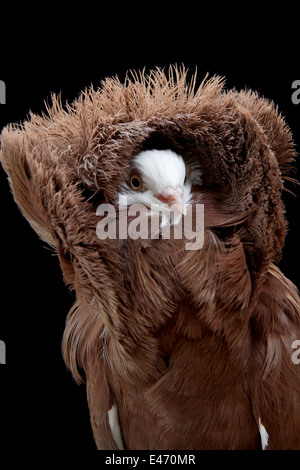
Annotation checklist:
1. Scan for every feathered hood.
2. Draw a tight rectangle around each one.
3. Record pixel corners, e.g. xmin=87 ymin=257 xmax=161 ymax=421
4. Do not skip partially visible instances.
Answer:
xmin=0 ymin=66 xmax=297 ymax=383
xmin=1 ymin=67 xmax=295 ymax=254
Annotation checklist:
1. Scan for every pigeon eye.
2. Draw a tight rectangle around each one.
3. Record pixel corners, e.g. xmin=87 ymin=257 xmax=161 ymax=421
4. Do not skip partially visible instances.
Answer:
xmin=130 ymin=173 xmax=143 ymax=190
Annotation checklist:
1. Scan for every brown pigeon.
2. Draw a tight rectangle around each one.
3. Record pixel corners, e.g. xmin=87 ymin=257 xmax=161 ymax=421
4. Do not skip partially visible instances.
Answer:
xmin=1 ymin=67 xmax=299 ymax=450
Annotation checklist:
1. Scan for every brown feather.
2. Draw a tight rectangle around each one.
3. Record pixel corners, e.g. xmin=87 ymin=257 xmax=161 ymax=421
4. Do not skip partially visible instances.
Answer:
xmin=1 ymin=66 xmax=299 ymax=449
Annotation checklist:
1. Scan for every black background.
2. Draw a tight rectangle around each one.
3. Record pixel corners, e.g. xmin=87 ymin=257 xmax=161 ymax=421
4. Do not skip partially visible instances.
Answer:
xmin=0 ymin=16 xmax=299 ymax=456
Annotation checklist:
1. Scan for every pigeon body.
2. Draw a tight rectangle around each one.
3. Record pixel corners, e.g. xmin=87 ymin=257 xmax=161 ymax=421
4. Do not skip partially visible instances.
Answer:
xmin=1 ymin=67 xmax=299 ymax=449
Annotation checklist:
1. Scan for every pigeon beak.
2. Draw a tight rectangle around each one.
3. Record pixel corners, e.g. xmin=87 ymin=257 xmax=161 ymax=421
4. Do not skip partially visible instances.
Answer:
xmin=155 ymin=187 xmax=186 ymax=215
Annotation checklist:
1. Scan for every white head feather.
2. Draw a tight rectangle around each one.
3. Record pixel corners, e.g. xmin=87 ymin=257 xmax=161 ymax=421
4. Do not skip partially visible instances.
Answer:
xmin=132 ymin=149 xmax=187 ymax=194
xmin=118 ymin=149 xmax=201 ymax=227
